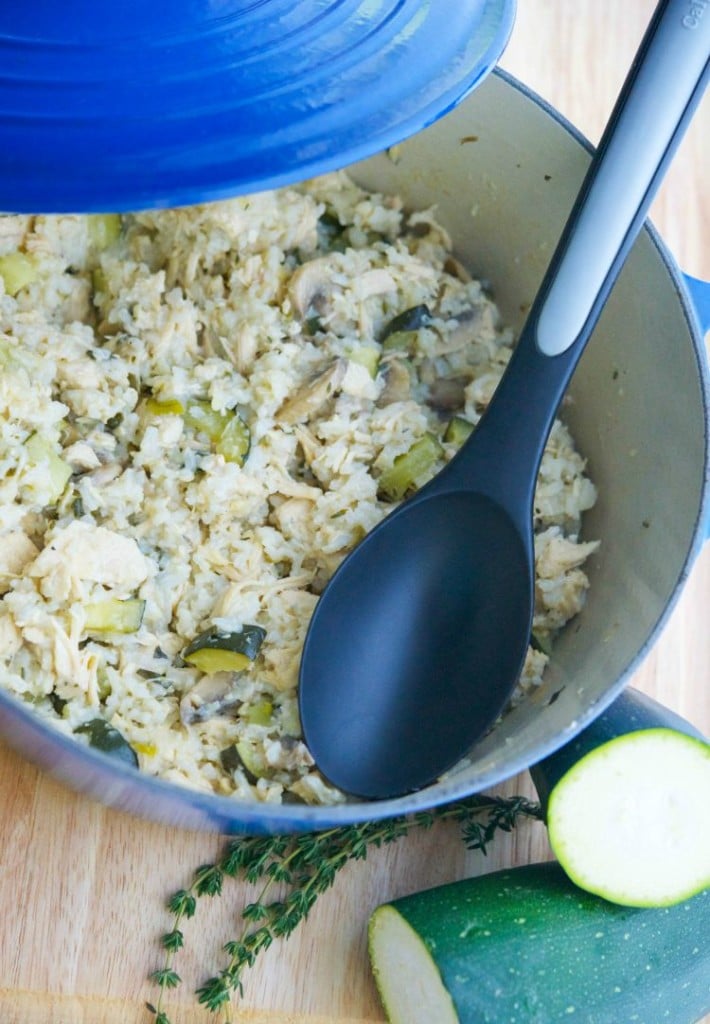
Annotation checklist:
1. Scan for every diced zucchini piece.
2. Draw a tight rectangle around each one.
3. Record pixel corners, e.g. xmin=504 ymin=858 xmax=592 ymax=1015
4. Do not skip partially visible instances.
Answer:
xmin=74 ymin=718 xmax=138 ymax=768
xmin=92 ymin=267 xmax=107 ymax=293
xmin=530 ymin=629 xmax=554 ymax=656
xmin=183 ymin=400 xmax=250 ymax=464
xmin=87 ymin=214 xmax=122 ymax=250
xmin=132 ymin=740 xmax=157 ymax=757
xmin=183 ymin=647 xmax=252 ymax=674
xmin=183 ymin=399 xmax=230 ymax=441
xmin=381 ymin=330 xmax=420 ymax=354
xmin=0 ymin=252 xmax=39 ymax=296
xmin=24 ymin=433 xmax=72 ymax=503
xmin=220 ymin=740 xmax=268 ymax=783
xmin=381 ymin=304 xmax=434 ymax=354
xmin=182 ymin=624 xmax=266 ymax=675
xmin=235 ymin=738 xmax=269 ymax=781
xmin=317 ymin=210 xmax=346 ymax=251
xmin=215 ymin=412 xmax=251 ymax=466
xmin=305 ymin=316 xmax=323 ymax=336
xmin=49 ymin=691 xmax=68 ymax=716
xmin=84 ymin=597 xmax=146 ymax=634
xmin=347 ymin=344 xmax=380 ymax=378
xmin=145 ymin=396 xmax=185 ymax=416
xmin=245 ymin=700 xmax=273 ymax=726
xmin=380 ymin=304 xmax=432 ymax=341
xmin=443 ymin=415 xmax=474 ymax=445
xmin=220 ymin=743 xmax=243 ymax=775
xmin=378 ymin=433 xmax=443 ymax=501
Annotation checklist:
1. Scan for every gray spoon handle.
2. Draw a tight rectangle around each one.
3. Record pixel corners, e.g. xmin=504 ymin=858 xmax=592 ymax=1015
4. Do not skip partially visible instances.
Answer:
xmin=537 ymin=0 xmax=710 ymax=356
xmin=428 ymin=0 xmax=709 ymax=529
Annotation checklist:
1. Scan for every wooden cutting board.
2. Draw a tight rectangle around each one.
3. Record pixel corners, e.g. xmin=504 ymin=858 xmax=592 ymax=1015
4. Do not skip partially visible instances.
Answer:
xmin=1 ymin=3 xmax=708 ymax=1021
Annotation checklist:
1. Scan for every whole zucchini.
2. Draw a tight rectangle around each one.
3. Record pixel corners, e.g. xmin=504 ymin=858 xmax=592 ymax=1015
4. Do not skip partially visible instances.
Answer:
xmin=368 ymin=861 xmax=710 ymax=1024
xmin=530 ymin=687 xmax=710 ymax=907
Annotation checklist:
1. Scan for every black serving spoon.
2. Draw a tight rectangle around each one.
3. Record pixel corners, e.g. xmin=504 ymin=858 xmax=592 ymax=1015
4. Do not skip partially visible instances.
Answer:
xmin=298 ymin=0 xmax=710 ymax=799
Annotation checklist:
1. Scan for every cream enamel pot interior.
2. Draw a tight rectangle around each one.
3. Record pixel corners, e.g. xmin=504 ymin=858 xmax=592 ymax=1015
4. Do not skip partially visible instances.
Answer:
xmin=0 ymin=69 xmax=707 ymax=833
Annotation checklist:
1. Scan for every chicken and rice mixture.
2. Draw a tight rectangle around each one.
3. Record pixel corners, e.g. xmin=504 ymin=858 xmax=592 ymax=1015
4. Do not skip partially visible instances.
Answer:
xmin=0 ymin=172 xmax=598 ymax=806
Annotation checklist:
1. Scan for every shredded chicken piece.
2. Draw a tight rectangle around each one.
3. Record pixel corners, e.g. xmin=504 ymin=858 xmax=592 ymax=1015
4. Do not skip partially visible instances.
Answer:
xmin=0 ymin=614 xmax=22 ymax=657
xmin=535 ymin=528 xmax=600 ymax=579
xmin=28 ymin=521 xmax=151 ymax=600
xmin=63 ymin=442 xmax=101 ymax=472
xmin=0 ymin=531 xmax=38 ymax=593
xmin=0 ymin=215 xmax=32 ymax=256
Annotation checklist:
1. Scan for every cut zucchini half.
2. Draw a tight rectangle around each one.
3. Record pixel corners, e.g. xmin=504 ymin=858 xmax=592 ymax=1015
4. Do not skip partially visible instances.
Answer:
xmin=545 ymin=728 xmax=710 ymax=907
xmin=182 ymin=624 xmax=266 ymax=675
xmin=531 ymin=687 xmax=710 ymax=907
xmin=369 ymin=861 xmax=710 ymax=1024
xmin=369 ymin=906 xmax=458 ymax=1024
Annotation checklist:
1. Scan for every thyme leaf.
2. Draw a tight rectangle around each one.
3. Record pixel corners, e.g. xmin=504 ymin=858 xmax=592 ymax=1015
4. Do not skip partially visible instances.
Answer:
xmin=148 ymin=793 xmax=542 ymax=1023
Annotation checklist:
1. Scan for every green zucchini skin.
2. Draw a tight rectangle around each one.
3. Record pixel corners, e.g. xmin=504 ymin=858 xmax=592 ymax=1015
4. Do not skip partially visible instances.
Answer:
xmin=74 ymin=718 xmax=138 ymax=768
xmin=369 ymin=861 xmax=710 ymax=1024
xmin=530 ymin=686 xmax=706 ymax=813
xmin=182 ymin=624 xmax=266 ymax=671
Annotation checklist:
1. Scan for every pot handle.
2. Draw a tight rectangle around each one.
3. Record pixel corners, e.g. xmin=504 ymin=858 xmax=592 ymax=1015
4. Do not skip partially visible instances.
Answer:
xmin=682 ymin=273 xmax=710 ymax=542
xmin=683 ymin=273 xmax=710 ymax=338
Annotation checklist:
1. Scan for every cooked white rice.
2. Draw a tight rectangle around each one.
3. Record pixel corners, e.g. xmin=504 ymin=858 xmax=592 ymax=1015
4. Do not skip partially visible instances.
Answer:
xmin=0 ymin=172 xmax=598 ymax=805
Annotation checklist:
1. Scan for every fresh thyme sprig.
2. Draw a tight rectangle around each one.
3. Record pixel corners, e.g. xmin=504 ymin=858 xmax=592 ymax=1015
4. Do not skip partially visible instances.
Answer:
xmin=147 ymin=793 xmax=542 ymax=1023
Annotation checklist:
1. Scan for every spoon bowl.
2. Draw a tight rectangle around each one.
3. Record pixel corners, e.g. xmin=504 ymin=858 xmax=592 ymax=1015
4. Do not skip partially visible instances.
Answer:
xmin=299 ymin=0 xmax=710 ymax=798
xmin=300 ymin=491 xmax=533 ymax=798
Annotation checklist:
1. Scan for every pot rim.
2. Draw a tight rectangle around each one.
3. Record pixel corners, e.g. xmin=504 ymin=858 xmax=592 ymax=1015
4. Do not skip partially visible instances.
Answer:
xmin=1 ymin=68 xmax=707 ymax=834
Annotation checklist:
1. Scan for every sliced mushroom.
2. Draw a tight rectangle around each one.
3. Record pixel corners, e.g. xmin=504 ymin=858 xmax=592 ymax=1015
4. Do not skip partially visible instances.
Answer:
xmin=441 ymin=305 xmax=493 ymax=351
xmin=443 ymin=255 xmax=473 ymax=282
xmin=293 ymin=424 xmax=323 ymax=468
xmin=426 ymin=375 xmax=469 ymax=413
xmin=356 ymin=268 xmax=396 ymax=300
xmin=276 ymin=358 xmax=347 ymax=425
xmin=205 ymin=324 xmax=258 ymax=374
xmin=179 ymin=672 xmax=243 ymax=725
xmin=228 ymin=327 xmax=258 ymax=374
xmin=376 ymin=358 xmax=412 ymax=406
xmin=87 ymin=462 xmax=123 ymax=487
xmin=201 ymin=324 xmax=229 ymax=360
xmin=287 ymin=257 xmax=334 ymax=318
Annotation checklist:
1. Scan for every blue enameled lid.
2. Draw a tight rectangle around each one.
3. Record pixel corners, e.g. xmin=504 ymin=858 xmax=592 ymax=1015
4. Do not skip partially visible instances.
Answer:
xmin=0 ymin=0 xmax=515 ymax=212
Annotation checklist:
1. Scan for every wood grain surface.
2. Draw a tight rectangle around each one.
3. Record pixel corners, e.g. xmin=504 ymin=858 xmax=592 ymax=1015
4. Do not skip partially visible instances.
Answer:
xmin=1 ymin=3 xmax=708 ymax=1022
